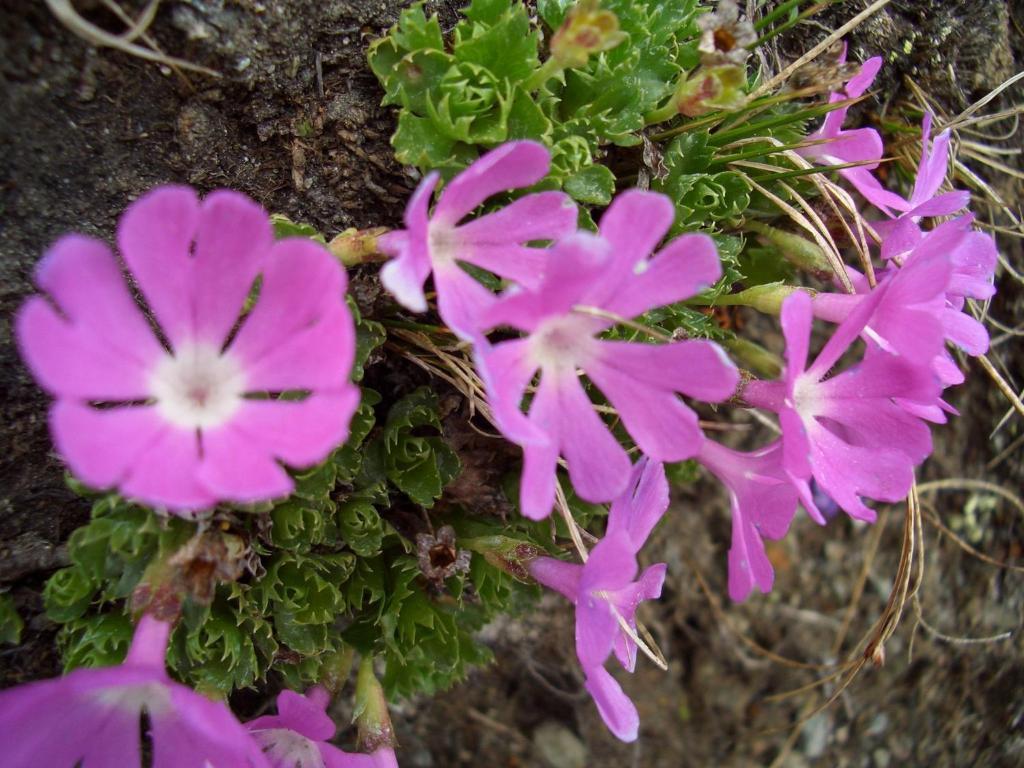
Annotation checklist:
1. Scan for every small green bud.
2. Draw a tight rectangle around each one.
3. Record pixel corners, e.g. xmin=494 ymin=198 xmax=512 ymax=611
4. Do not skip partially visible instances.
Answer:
xmin=724 ymin=283 xmax=810 ymax=315
xmin=355 ymin=656 xmax=396 ymax=752
xmin=462 ymin=535 xmax=543 ymax=583
xmin=746 ymin=221 xmax=834 ymax=275
xmin=328 ymin=227 xmax=390 ymax=267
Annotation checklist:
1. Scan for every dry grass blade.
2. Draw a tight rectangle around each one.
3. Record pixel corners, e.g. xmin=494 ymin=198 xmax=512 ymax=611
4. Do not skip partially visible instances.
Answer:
xmin=735 ymin=166 xmax=854 ymax=292
xmin=46 ymin=0 xmax=220 ymax=77
xmin=752 ymin=0 xmax=892 ymax=98
xmin=911 ymin=596 xmax=1016 ymax=645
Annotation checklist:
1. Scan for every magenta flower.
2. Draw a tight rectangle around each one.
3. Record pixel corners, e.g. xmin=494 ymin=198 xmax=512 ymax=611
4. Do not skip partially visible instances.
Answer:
xmin=814 ymin=216 xmax=993 ymax=391
xmin=476 ymin=190 xmax=738 ymax=518
xmin=0 ymin=615 xmax=269 ymax=768
xmin=246 ymin=687 xmax=392 ymax=768
xmin=378 ymin=141 xmax=578 ymax=340
xmin=866 ymin=113 xmax=970 ymax=221
xmin=743 ymin=290 xmax=941 ymax=523
xmin=799 ymin=53 xmax=888 ymax=199
xmin=696 ymin=439 xmax=799 ymax=601
xmin=16 ymin=186 xmax=359 ymax=514
xmin=528 ymin=459 xmax=669 ymax=741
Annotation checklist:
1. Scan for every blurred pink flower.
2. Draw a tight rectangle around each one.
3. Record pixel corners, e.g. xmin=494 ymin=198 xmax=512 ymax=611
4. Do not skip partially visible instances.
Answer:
xmin=528 ymin=459 xmax=669 ymax=741
xmin=378 ymin=141 xmax=578 ymax=340
xmin=16 ymin=185 xmax=359 ymax=514
xmin=744 ymin=290 xmax=941 ymax=523
xmin=696 ymin=439 xmax=799 ymax=601
xmin=476 ymin=190 xmax=738 ymax=518
xmin=0 ymin=614 xmax=269 ymax=768
xmin=799 ymin=53 xmax=887 ymax=199
xmin=247 ymin=687 xmax=395 ymax=768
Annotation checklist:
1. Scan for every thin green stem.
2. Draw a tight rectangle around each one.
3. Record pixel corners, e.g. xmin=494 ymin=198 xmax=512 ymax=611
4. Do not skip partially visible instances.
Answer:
xmin=644 ymin=98 xmax=680 ymax=126
xmin=708 ymin=94 xmax=867 ymax=145
xmin=523 ymin=57 xmax=564 ymax=92
xmin=753 ymin=0 xmax=806 ymax=32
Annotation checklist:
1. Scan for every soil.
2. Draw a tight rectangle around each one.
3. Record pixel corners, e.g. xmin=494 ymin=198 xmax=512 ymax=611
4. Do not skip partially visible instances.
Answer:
xmin=1 ymin=1 xmax=1022 ymax=766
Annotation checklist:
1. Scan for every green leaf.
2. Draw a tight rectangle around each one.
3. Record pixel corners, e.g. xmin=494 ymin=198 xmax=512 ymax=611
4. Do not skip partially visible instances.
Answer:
xmin=537 ymin=0 xmax=574 ymax=28
xmin=464 ymin=0 xmax=510 ymax=25
xmin=391 ymin=5 xmax=445 ymax=52
xmin=506 ymin=86 xmax=553 ymax=142
xmin=453 ymin=5 xmax=539 ymax=84
xmin=58 ymin=613 xmax=133 ymax=671
xmin=0 ymin=594 xmax=23 ymax=645
xmin=564 ymin=163 xmax=616 ymax=204
xmin=392 ymin=112 xmax=477 ymax=170
xmin=44 ymin=566 xmax=98 ymax=622
xmin=269 ymin=214 xmax=326 ymax=242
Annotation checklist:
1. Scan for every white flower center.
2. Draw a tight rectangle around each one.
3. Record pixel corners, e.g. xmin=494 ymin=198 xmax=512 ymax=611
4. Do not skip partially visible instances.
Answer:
xmin=253 ymin=728 xmax=326 ymax=768
xmin=428 ymin=222 xmax=461 ymax=268
xmin=529 ymin=315 xmax=598 ymax=374
xmin=95 ymin=681 xmax=172 ymax=716
xmin=150 ymin=343 xmax=246 ymax=429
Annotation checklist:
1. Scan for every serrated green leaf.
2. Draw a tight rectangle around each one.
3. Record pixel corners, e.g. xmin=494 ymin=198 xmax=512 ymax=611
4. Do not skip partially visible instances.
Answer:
xmin=506 ymin=86 xmax=553 ymax=142
xmin=453 ymin=5 xmax=539 ymax=84
xmin=58 ymin=613 xmax=133 ymax=671
xmin=564 ymin=163 xmax=616 ymax=204
xmin=44 ymin=566 xmax=98 ymax=622
xmin=392 ymin=111 xmax=477 ymax=169
xmin=391 ymin=5 xmax=445 ymax=52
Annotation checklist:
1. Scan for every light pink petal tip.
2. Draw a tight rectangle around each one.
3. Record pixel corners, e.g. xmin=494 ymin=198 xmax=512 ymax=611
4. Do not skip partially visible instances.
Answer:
xmin=434 ymin=141 xmax=552 ymax=224
xmin=584 ymin=666 xmax=640 ymax=742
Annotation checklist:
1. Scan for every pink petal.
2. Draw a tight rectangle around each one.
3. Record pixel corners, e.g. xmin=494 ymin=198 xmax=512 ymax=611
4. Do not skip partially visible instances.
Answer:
xmin=117 ymin=185 xmax=201 ymax=348
xmin=433 ymin=141 xmax=552 ymax=224
xmin=909 ymin=190 xmax=970 ymax=217
xmin=942 ymin=308 xmax=989 ymax=355
xmin=378 ymin=174 xmax=438 ymax=312
xmin=33 ymin=234 xmax=165 ymax=368
xmin=576 ymin=596 xmax=618 ymax=669
xmin=603 ymin=233 xmax=722 ymax=321
xmin=580 ymin=532 xmax=638 ymax=593
xmin=727 ymin=507 xmax=774 ymax=602
xmin=229 ymin=238 xmax=349 ymax=366
xmin=845 ymin=56 xmax=882 ymax=98
xmin=606 ymin=458 xmax=669 ymax=552
xmin=598 ymin=190 xmax=675 ymax=277
xmin=841 ymin=166 xmax=910 ymax=214
xmin=584 ymin=665 xmax=639 ymax=743
xmin=594 ymin=339 xmax=738 ymax=402
xmin=586 ymin=356 xmax=704 ymax=462
xmin=455 ymin=190 xmax=577 ymax=283
xmin=475 ymin=338 xmax=547 ymax=445
xmin=16 ymin=297 xmax=154 ymax=401
xmin=120 ymin=426 xmax=217 ymax=513
xmin=519 ymin=374 xmax=561 ymax=519
xmin=556 ymin=374 xmax=632 ymax=503
xmin=188 ymin=190 xmax=274 ymax=347
xmin=434 ymin=264 xmax=498 ymax=341
xmin=158 ymin=684 xmax=270 ymax=768
xmin=50 ymin=402 xmax=169 ymax=495
xmin=242 ymin=305 xmax=354 ymax=392
xmin=780 ymin=291 xmax=812 ymax=383
xmin=529 ymin=557 xmax=583 ymax=601
xmin=198 ymin=423 xmax=294 ymax=504
xmin=224 ymin=391 xmax=360 ymax=469
xmin=275 ymin=689 xmax=336 ymax=742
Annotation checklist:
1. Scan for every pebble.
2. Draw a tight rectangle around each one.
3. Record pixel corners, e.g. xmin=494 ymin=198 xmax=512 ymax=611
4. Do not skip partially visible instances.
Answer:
xmin=533 ymin=721 xmax=587 ymax=768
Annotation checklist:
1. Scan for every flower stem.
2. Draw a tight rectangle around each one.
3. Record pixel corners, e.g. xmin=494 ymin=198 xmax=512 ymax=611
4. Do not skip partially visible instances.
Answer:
xmin=523 ymin=57 xmax=564 ymax=92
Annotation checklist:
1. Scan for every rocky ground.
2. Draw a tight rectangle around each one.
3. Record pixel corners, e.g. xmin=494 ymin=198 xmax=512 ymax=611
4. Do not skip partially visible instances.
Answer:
xmin=1 ymin=1 xmax=1022 ymax=766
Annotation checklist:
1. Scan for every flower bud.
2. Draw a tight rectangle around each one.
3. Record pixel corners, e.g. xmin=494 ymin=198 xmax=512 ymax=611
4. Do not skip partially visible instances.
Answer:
xmin=355 ymin=657 xmax=397 ymax=754
xmin=462 ymin=535 xmax=544 ymax=583
xmin=550 ymin=0 xmax=627 ymax=69
xmin=674 ymin=64 xmax=747 ymax=117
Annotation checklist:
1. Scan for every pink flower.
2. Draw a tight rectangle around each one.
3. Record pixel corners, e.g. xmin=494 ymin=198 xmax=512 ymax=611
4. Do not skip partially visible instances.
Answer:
xmin=0 ymin=615 xmax=269 ymax=768
xmin=378 ymin=141 xmax=578 ymax=340
xmin=799 ymin=53 xmax=888 ymax=199
xmin=16 ymin=186 xmax=359 ymax=514
xmin=814 ymin=216 xmax=993 ymax=394
xmin=866 ymin=113 xmax=970 ymax=221
xmin=528 ymin=459 xmax=669 ymax=741
xmin=246 ymin=688 xmax=392 ymax=768
xmin=476 ymin=190 xmax=738 ymax=518
xmin=696 ymin=439 xmax=799 ymax=601
xmin=743 ymin=290 xmax=941 ymax=523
